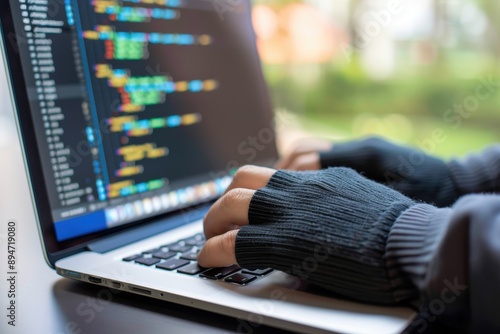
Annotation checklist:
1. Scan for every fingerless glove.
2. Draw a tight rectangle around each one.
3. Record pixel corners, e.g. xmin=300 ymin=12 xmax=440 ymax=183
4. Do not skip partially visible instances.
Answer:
xmin=319 ymin=137 xmax=460 ymax=207
xmin=235 ymin=167 xmax=418 ymax=305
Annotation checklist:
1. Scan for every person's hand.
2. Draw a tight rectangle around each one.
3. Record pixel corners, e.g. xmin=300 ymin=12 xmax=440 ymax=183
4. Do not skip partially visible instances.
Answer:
xmin=198 ymin=165 xmax=418 ymax=304
xmin=274 ymin=139 xmax=332 ymax=170
xmin=275 ymin=137 xmax=459 ymax=207
xmin=198 ymin=165 xmax=276 ymax=267
xmin=320 ymin=137 xmax=460 ymax=207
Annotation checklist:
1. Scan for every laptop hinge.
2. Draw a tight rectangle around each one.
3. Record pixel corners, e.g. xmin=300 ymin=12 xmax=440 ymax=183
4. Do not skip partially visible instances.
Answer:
xmin=87 ymin=204 xmax=210 ymax=253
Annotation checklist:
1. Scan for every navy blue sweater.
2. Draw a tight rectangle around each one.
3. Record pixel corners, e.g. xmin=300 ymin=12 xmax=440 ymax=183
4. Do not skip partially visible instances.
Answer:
xmin=235 ymin=141 xmax=500 ymax=333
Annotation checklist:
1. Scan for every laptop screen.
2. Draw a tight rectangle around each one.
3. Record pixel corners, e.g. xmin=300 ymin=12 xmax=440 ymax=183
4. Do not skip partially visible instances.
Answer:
xmin=3 ymin=0 xmax=276 ymax=243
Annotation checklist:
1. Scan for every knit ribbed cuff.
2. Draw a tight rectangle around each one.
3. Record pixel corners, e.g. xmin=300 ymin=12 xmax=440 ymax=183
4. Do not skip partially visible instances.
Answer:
xmin=447 ymin=146 xmax=500 ymax=196
xmin=386 ymin=204 xmax=452 ymax=293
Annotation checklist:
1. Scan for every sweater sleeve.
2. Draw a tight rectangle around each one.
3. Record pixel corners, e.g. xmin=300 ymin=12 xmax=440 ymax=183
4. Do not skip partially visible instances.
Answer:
xmin=235 ymin=167 xmax=500 ymax=332
xmin=387 ymin=195 xmax=500 ymax=333
xmin=447 ymin=145 xmax=500 ymax=196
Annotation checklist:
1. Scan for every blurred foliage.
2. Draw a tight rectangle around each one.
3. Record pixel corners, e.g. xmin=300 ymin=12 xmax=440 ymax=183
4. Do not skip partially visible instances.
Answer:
xmin=263 ymin=55 xmax=500 ymax=158
xmin=255 ymin=0 xmax=500 ymax=158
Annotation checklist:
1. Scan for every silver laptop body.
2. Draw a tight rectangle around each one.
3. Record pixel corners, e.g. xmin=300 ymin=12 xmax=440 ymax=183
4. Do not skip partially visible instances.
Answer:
xmin=0 ymin=1 xmax=414 ymax=332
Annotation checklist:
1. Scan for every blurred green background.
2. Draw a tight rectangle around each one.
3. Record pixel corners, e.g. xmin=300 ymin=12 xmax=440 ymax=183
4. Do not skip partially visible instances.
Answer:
xmin=252 ymin=0 xmax=500 ymax=158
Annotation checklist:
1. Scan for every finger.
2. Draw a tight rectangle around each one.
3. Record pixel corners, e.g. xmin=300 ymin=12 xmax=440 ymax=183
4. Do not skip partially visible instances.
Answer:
xmin=275 ymin=150 xmax=303 ymax=169
xmin=275 ymin=140 xmax=332 ymax=169
xmin=197 ymin=230 xmax=238 ymax=268
xmin=223 ymin=165 xmax=275 ymax=195
xmin=287 ymin=153 xmax=321 ymax=171
xmin=204 ymin=188 xmax=254 ymax=239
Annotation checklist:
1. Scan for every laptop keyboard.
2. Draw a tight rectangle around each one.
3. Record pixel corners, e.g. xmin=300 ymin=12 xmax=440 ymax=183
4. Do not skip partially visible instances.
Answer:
xmin=122 ymin=233 xmax=272 ymax=285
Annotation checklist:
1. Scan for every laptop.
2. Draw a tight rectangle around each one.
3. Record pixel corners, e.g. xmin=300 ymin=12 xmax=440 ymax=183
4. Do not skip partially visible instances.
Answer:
xmin=0 ymin=1 xmax=414 ymax=333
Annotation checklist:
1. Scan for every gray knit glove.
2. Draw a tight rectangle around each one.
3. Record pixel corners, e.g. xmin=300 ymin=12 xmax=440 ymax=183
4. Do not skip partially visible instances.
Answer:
xmin=235 ymin=167 xmax=418 ymax=305
xmin=319 ymin=137 xmax=459 ymax=207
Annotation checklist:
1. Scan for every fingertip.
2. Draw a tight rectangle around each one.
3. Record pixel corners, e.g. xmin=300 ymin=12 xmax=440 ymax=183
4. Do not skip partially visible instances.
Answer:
xmin=274 ymin=159 xmax=286 ymax=170
xmin=197 ymin=230 xmax=238 ymax=268
xmin=203 ymin=188 xmax=253 ymax=239
xmin=289 ymin=152 xmax=321 ymax=171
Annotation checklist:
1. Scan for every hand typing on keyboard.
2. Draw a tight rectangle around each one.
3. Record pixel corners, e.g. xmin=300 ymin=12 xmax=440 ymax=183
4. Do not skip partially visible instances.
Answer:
xmin=197 ymin=164 xmax=421 ymax=305
xmin=197 ymin=166 xmax=276 ymax=268
xmin=123 ymin=232 xmax=269 ymax=284
xmin=122 ymin=199 xmax=273 ymax=284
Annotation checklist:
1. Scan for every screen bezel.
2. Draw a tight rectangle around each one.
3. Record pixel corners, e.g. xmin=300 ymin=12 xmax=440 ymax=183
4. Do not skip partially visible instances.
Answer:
xmin=0 ymin=0 xmax=277 ymax=267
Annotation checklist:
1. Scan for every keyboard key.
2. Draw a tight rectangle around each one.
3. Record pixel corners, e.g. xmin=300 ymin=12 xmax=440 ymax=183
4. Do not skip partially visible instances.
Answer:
xmin=162 ymin=240 xmax=185 ymax=248
xmin=199 ymin=264 xmax=240 ymax=280
xmin=186 ymin=233 xmax=205 ymax=240
xmin=123 ymin=254 xmax=142 ymax=262
xmin=241 ymin=268 xmax=273 ymax=276
xmin=135 ymin=257 xmax=161 ymax=266
xmin=177 ymin=262 xmax=206 ymax=275
xmin=225 ymin=273 xmax=256 ymax=285
xmin=180 ymin=250 xmax=199 ymax=261
xmin=169 ymin=244 xmax=193 ymax=253
xmin=152 ymin=250 xmax=176 ymax=260
xmin=185 ymin=240 xmax=205 ymax=247
xmin=156 ymin=258 xmax=190 ymax=271
xmin=142 ymin=247 xmax=161 ymax=254
xmin=183 ymin=234 xmax=206 ymax=246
